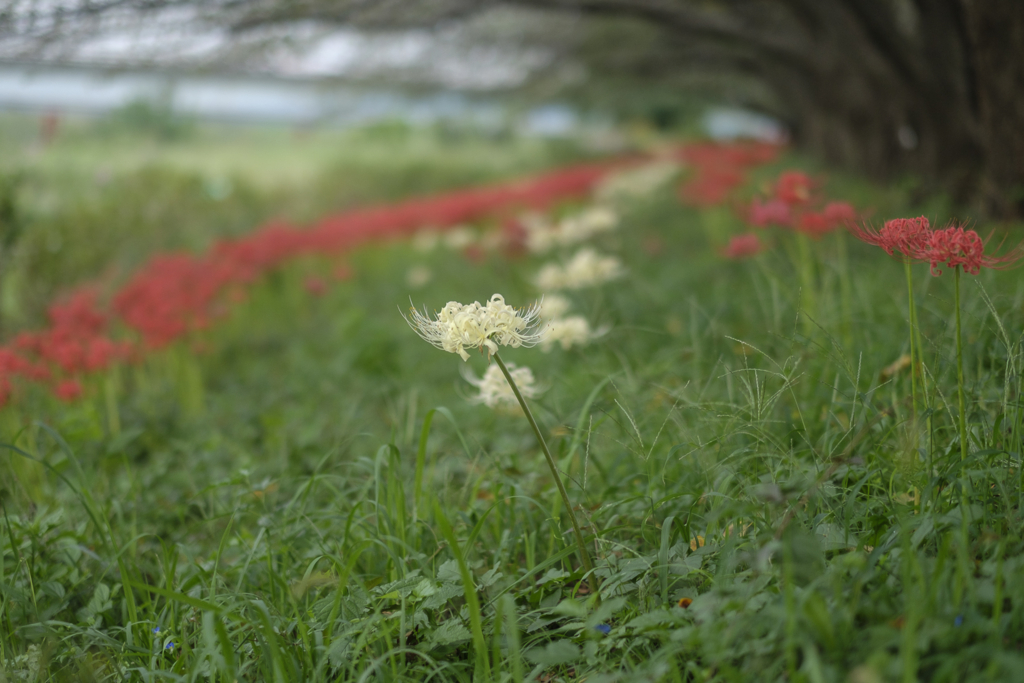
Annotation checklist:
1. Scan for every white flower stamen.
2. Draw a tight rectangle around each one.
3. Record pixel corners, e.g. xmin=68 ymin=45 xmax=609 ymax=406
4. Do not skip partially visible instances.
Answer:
xmin=405 ymin=293 xmax=543 ymax=361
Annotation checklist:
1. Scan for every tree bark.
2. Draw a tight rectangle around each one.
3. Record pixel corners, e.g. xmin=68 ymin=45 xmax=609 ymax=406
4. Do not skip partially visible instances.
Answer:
xmin=960 ymin=0 xmax=1024 ymax=217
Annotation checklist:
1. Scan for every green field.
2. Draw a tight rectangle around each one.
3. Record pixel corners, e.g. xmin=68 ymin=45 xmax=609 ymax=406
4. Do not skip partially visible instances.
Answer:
xmin=2 ymin=116 xmax=1024 ymax=682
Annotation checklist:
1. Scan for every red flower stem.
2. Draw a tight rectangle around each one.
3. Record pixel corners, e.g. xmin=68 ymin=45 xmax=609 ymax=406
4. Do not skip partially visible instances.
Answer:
xmin=492 ymin=352 xmax=599 ymax=599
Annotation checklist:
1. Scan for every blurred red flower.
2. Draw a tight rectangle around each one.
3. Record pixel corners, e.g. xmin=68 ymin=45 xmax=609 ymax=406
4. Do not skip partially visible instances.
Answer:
xmin=55 ymin=379 xmax=83 ymax=402
xmin=776 ymin=171 xmax=813 ymax=205
xmin=748 ymin=198 xmax=792 ymax=227
xmin=723 ymin=233 xmax=764 ymax=259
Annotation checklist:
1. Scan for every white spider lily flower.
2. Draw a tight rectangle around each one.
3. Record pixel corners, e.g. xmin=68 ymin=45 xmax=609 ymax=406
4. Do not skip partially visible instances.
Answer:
xmin=523 ymin=207 xmax=619 ymax=254
xmin=537 ymin=293 xmax=572 ymax=321
xmin=405 ymin=293 xmax=543 ymax=361
xmin=521 ymin=213 xmax=559 ymax=254
xmin=406 ymin=265 xmax=432 ymax=289
xmin=558 ymin=206 xmax=619 ymax=244
xmin=533 ymin=263 xmax=567 ymax=291
xmin=563 ymin=248 xmax=625 ymax=288
xmin=539 ymin=315 xmax=607 ymax=351
xmin=443 ymin=226 xmax=476 ymax=250
xmin=463 ymin=362 xmax=540 ymax=409
xmin=534 ymin=247 xmax=626 ymax=291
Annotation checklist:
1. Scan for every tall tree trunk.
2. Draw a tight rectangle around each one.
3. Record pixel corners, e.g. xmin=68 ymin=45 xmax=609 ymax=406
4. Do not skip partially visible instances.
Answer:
xmin=961 ymin=0 xmax=1024 ymax=218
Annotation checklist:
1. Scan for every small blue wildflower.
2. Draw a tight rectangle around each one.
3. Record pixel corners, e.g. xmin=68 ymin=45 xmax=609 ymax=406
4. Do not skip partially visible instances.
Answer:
xmin=954 ymin=615 xmax=963 ymax=628
xmin=152 ymin=627 xmax=161 ymax=634
xmin=165 ymin=642 xmax=175 ymax=650
xmin=594 ymin=624 xmax=611 ymax=635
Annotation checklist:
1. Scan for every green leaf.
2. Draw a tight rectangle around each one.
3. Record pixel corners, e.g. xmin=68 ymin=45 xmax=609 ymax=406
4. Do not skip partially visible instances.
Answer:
xmin=422 ymin=583 xmax=464 ymax=610
xmin=525 ymin=640 xmax=581 ymax=666
xmin=76 ymin=583 xmax=112 ymax=623
xmin=553 ymin=598 xmax=587 ymax=618
xmin=413 ymin=578 xmax=438 ymax=599
xmin=326 ymin=636 xmax=351 ymax=668
xmin=429 ymin=620 xmax=472 ymax=647
xmin=479 ymin=567 xmax=503 ymax=588
xmin=537 ymin=568 xmax=569 ymax=586
xmin=625 ymin=610 xmax=676 ymax=631
xmin=437 ymin=559 xmax=461 ymax=583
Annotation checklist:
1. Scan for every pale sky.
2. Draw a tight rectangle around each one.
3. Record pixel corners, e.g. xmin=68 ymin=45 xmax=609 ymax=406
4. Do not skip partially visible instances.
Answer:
xmin=0 ymin=6 xmax=551 ymax=90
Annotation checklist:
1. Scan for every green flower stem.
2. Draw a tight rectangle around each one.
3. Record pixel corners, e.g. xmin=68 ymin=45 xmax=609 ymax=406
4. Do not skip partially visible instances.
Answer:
xmin=954 ymin=267 xmax=969 ymax=533
xmin=493 ymin=352 xmax=600 ymax=598
xmin=904 ymin=259 xmax=919 ymax=416
xmin=911 ymin=269 xmax=933 ymax=508
xmin=836 ymin=230 xmax=853 ymax=349
xmin=904 ymin=259 xmax=921 ymax=511
xmin=796 ymin=232 xmax=816 ymax=336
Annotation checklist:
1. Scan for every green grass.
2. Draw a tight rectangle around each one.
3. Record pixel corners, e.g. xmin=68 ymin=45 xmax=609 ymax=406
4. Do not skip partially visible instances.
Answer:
xmin=2 ymin=131 xmax=1024 ymax=682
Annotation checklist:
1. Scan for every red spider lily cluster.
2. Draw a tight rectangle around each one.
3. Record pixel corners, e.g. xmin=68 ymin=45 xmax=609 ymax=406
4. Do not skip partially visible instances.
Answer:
xmin=0 ymin=159 xmax=627 ymax=408
xmin=5 ymin=290 xmax=134 ymax=404
xmin=744 ymin=170 xmax=858 ymax=239
xmin=676 ymin=142 xmax=780 ymax=207
xmin=848 ymin=216 xmax=1023 ymax=276
xmin=722 ymin=233 xmax=765 ymax=260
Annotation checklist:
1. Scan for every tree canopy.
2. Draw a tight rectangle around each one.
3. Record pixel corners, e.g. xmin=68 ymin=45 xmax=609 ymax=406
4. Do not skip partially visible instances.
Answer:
xmin=2 ymin=0 xmax=1021 ymax=215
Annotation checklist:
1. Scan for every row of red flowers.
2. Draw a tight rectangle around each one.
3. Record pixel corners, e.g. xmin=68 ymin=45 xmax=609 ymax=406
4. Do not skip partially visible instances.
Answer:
xmin=0 ymin=158 xmax=636 ymax=407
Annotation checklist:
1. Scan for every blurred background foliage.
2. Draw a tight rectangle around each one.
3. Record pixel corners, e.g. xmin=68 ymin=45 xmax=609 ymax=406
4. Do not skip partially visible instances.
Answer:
xmin=0 ymin=106 xmax=596 ymax=335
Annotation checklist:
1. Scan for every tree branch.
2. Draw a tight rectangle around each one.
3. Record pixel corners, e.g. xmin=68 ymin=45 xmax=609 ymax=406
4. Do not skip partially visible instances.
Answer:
xmin=509 ymin=0 xmax=814 ymax=69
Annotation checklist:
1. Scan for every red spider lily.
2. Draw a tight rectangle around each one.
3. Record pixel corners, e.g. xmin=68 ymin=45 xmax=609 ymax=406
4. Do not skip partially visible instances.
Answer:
xmin=0 ymin=347 xmax=49 ymax=407
xmin=0 ymin=347 xmax=46 ymax=378
xmin=54 ymin=379 xmax=83 ymax=402
xmin=47 ymin=289 xmax=107 ymax=335
xmin=679 ymin=169 xmax=746 ymax=207
xmin=823 ymin=201 xmax=857 ymax=225
xmin=748 ymin=198 xmax=792 ymax=227
xmin=792 ymin=201 xmax=859 ymax=238
xmin=722 ymin=233 xmax=765 ymax=259
xmin=84 ymin=337 xmax=132 ymax=372
xmin=797 ymin=212 xmax=835 ymax=238
xmin=776 ymin=171 xmax=813 ymax=205
xmin=921 ymin=224 xmax=1024 ymax=276
xmin=677 ymin=142 xmax=781 ymax=207
xmin=848 ymin=216 xmax=1023 ymax=276
xmin=847 ymin=216 xmax=932 ymax=258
